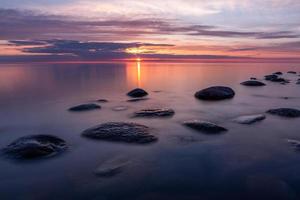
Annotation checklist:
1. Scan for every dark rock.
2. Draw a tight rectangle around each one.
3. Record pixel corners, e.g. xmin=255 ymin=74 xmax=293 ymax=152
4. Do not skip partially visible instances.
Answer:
xmin=97 ymin=99 xmax=108 ymax=103
xmin=264 ymin=75 xmax=288 ymax=83
xmin=2 ymin=135 xmax=67 ymax=159
xmin=240 ymin=80 xmax=266 ymax=86
xmin=296 ymin=81 xmax=300 ymax=85
xmin=82 ymin=122 xmax=157 ymax=144
xmin=194 ymin=86 xmax=235 ymax=101
xmin=69 ymin=103 xmax=101 ymax=111
xmin=233 ymin=114 xmax=266 ymax=124
xmin=127 ymin=88 xmax=148 ymax=98
xmin=267 ymin=108 xmax=300 ymax=118
xmin=127 ymin=98 xmax=149 ymax=102
xmin=134 ymin=108 xmax=175 ymax=117
xmin=273 ymin=72 xmax=283 ymax=75
xmin=183 ymin=120 xmax=227 ymax=134
xmin=250 ymin=77 xmax=257 ymax=80
xmin=265 ymin=74 xmax=278 ymax=80
xmin=287 ymin=71 xmax=297 ymax=74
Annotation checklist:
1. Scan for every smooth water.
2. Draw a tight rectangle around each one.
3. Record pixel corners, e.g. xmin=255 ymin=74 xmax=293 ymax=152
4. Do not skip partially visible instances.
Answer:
xmin=0 ymin=62 xmax=300 ymax=200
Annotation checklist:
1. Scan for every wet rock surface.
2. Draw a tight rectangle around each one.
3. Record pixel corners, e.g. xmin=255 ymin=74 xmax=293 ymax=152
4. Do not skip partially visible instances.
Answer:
xmin=183 ymin=120 xmax=228 ymax=134
xmin=194 ymin=86 xmax=235 ymax=101
xmin=133 ymin=108 xmax=175 ymax=117
xmin=2 ymin=135 xmax=67 ymax=159
xmin=233 ymin=114 xmax=266 ymax=124
xmin=127 ymin=88 xmax=148 ymax=98
xmin=240 ymin=80 xmax=266 ymax=86
xmin=267 ymin=108 xmax=300 ymax=118
xmin=82 ymin=122 xmax=157 ymax=144
xmin=68 ymin=103 xmax=101 ymax=111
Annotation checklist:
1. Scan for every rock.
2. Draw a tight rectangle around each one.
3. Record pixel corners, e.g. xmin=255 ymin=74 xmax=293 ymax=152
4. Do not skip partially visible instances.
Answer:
xmin=183 ymin=120 xmax=228 ymax=134
xmin=273 ymin=72 xmax=283 ymax=75
xmin=264 ymin=75 xmax=288 ymax=83
xmin=127 ymin=98 xmax=149 ymax=102
xmin=94 ymin=156 xmax=130 ymax=177
xmin=2 ymin=135 xmax=67 ymax=159
xmin=68 ymin=103 xmax=101 ymax=111
xmin=240 ymin=80 xmax=266 ymax=86
xmin=267 ymin=108 xmax=300 ymax=118
xmin=287 ymin=139 xmax=300 ymax=150
xmin=82 ymin=122 xmax=157 ymax=144
xmin=194 ymin=86 xmax=235 ymax=101
xmin=296 ymin=81 xmax=300 ymax=85
xmin=250 ymin=77 xmax=257 ymax=80
xmin=97 ymin=99 xmax=108 ymax=103
xmin=127 ymin=88 xmax=148 ymax=98
xmin=265 ymin=74 xmax=278 ymax=80
xmin=112 ymin=106 xmax=128 ymax=111
xmin=287 ymin=71 xmax=297 ymax=74
xmin=133 ymin=108 xmax=175 ymax=117
xmin=233 ymin=114 xmax=266 ymax=124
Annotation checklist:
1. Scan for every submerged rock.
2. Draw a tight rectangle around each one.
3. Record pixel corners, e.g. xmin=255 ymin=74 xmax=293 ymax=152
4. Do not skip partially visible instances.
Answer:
xmin=296 ymin=80 xmax=300 ymax=85
xmin=265 ymin=74 xmax=278 ymax=80
xmin=240 ymin=80 xmax=266 ymax=86
xmin=194 ymin=86 xmax=235 ymax=101
xmin=127 ymin=98 xmax=149 ymax=102
xmin=112 ymin=106 xmax=128 ymax=111
xmin=264 ymin=74 xmax=288 ymax=83
xmin=267 ymin=108 xmax=300 ymax=118
xmin=2 ymin=135 xmax=67 ymax=159
xmin=233 ymin=114 xmax=266 ymax=124
xmin=127 ymin=88 xmax=148 ymax=98
xmin=97 ymin=99 xmax=108 ymax=103
xmin=183 ymin=120 xmax=227 ymax=134
xmin=94 ymin=156 xmax=130 ymax=177
xmin=287 ymin=139 xmax=300 ymax=150
xmin=134 ymin=108 xmax=175 ymax=117
xmin=287 ymin=71 xmax=297 ymax=74
xmin=68 ymin=103 xmax=101 ymax=111
xmin=82 ymin=122 xmax=157 ymax=144
xmin=273 ymin=72 xmax=283 ymax=75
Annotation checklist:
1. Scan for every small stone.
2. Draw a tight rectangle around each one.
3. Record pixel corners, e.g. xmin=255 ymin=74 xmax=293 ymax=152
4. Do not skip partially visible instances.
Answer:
xmin=273 ymin=72 xmax=283 ymax=75
xmin=97 ymin=99 xmax=108 ymax=103
xmin=134 ymin=108 xmax=175 ymax=117
xmin=287 ymin=71 xmax=297 ymax=74
xmin=69 ymin=103 xmax=101 ymax=111
xmin=127 ymin=88 xmax=148 ymax=98
xmin=233 ymin=114 xmax=266 ymax=124
xmin=250 ymin=77 xmax=257 ymax=80
xmin=183 ymin=120 xmax=227 ymax=134
xmin=82 ymin=122 xmax=157 ymax=144
xmin=2 ymin=135 xmax=67 ymax=159
xmin=267 ymin=108 xmax=300 ymax=118
xmin=240 ymin=80 xmax=266 ymax=86
xmin=195 ymin=86 xmax=235 ymax=101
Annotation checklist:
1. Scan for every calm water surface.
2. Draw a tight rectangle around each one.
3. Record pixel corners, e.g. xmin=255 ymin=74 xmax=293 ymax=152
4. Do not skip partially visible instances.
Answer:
xmin=0 ymin=62 xmax=300 ymax=200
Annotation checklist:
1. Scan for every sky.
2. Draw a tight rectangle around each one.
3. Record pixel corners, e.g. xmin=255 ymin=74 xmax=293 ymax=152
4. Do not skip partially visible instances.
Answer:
xmin=1 ymin=0 xmax=300 ymax=62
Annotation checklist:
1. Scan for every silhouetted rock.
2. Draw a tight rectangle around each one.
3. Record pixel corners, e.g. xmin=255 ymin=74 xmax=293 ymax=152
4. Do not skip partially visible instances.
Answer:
xmin=264 ymin=74 xmax=288 ymax=83
xmin=134 ymin=108 xmax=175 ymax=117
xmin=240 ymin=80 xmax=266 ymax=86
xmin=287 ymin=71 xmax=297 ymax=74
xmin=69 ymin=103 xmax=101 ymax=111
xmin=2 ymin=135 xmax=67 ymax=159
xmin=97 ymin=99 xmax=108 ymax=103
xmin=127 ymin=98 xmax=149 ymax=102
xmin=267 ymin=108 xmax=300 ymax=118
xmin=233 ymin=114 xmax=266 ymax=124
xmin=194 ymin=86 xmax=235 ymax=100
xmin=250 ymin=77 xmax=257 ymax=80
xmin=82 ymin=122 xmax=157 ymax=144
xmin=183 ymin=120 xmax=227 ymax=134
xmin=127 ymin=88 xmax=148 ymax=97
xmin=273 ymin=72 xmax=283 ymax=75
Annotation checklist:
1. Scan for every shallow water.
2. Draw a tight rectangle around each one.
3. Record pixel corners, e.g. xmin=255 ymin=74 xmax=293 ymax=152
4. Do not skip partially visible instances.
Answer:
xmin=0 ymin=62 xmax=300 ymax=200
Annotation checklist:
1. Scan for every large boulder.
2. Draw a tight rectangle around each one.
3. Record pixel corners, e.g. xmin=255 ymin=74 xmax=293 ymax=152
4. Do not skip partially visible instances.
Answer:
xmin=183 ymin=120 xmax=228 ymax=134
xmin=68 ymin=103 xmax=101 ymax=111
xmin=134 ymin=108 xmax=175 ymax=117
xmin=2 ymin=135 xmax=67 ymax=159
xmin=233 ymin=114 xmax=266 ymax=124
xmin=240 ymin=80 xmax=266 ymax=86
xmin=127 ymin=88 xmax=148 ymax=98
xmin=194 ymin=86 xmax=235 ymax=101
xmin=267 ymin=108 xmax=300 ymax=118
xmin=82 ymin=122 xmax=157 ymax=144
